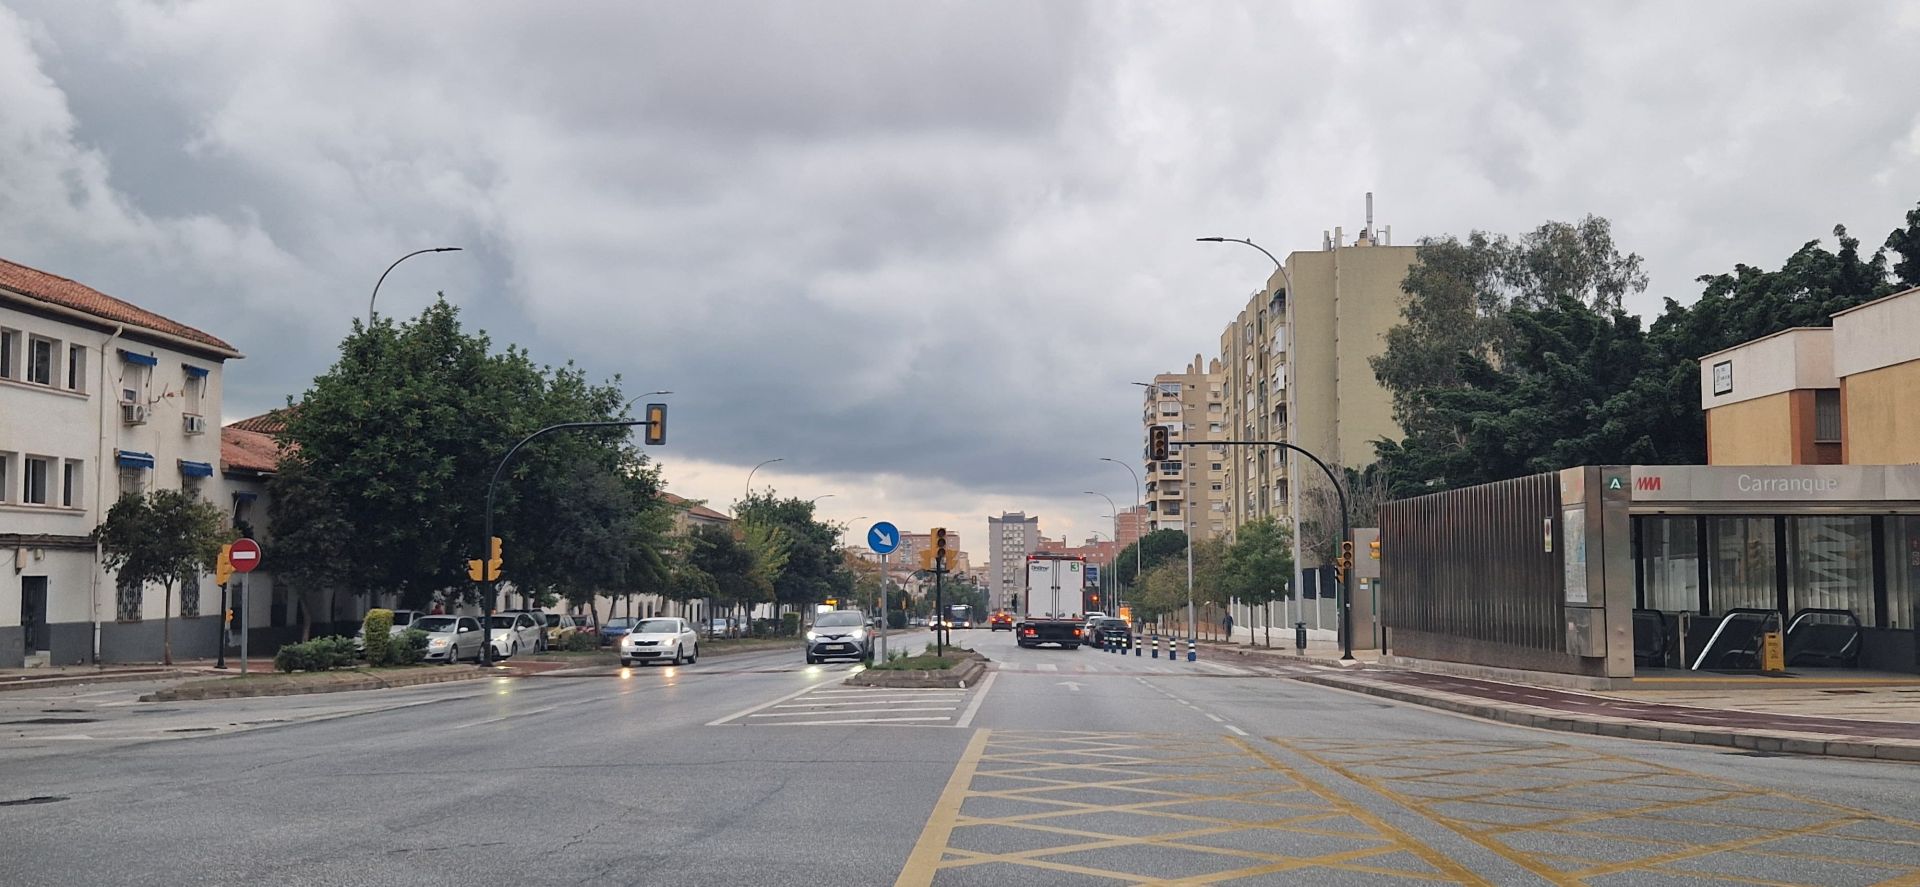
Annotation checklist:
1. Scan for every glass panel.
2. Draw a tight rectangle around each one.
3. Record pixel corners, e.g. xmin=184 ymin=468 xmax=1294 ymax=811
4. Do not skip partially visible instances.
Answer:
xmin=1639 ymin=517 xmax=1700 ymax=612
xmin=1787 ymin=516 xmax=1872 ymax=619
xmin=1814 ymin=390 xmax=1842 ymax=443
xmin=1708 ymin=517 xmax=1776 ymax=613
xmin=1884 ymin=517 xmax=1920 ymax=631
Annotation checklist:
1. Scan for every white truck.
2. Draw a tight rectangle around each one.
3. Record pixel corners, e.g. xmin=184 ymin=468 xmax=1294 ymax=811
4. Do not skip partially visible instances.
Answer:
xmin=1018 ymin=555 xmax=1088 ymax=649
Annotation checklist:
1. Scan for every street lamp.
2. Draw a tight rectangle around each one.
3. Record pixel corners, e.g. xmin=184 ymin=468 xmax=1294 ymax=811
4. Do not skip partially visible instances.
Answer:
xmin=1127 ymin=381 xmax=1193 ymax=654
xmin=810 ymin=494 xmax=836 ymax=504
xmin=1099 ymin=457 xmax=1143 ymax=619
xmin=1082 ymin=490 xmax=1121 ymax=610
xmin=368 ymin=247 xmax=462 ymax=325
xmin=745 ymin=458 xmax=784 ymax=503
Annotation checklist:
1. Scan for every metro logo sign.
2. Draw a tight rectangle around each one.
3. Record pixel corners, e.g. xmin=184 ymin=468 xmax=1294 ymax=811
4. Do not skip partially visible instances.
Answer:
xmin=1635 ymin=476 xmax=1663 ymax=492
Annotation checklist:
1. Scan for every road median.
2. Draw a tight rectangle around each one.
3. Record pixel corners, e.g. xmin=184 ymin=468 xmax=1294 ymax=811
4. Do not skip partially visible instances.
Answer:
xmin=142 ymin=665 xmax=491 ymax=701
xmin=848 ymin=649 xmax=988 ymax=689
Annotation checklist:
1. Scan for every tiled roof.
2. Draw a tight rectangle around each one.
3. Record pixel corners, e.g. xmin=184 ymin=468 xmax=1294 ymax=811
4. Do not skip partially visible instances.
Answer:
xmin=661 ymin=491 xmax=731 ymax=522
xmin=221 ymin=424 xmax=281 ymax=475
xmin=0 ymin=256 xmax=241 ymax=356
xmin=228 ymin=409 xmax=291 ymax=434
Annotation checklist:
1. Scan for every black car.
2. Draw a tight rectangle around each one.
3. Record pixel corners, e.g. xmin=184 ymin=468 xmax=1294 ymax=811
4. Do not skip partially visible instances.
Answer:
xmin=1086 ymin=617 xmax=1132 ymax=650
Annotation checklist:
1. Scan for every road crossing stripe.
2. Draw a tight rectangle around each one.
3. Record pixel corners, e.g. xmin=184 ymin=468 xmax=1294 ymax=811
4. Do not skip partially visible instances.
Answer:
xmin=751 ymin=706 xmax=958 ymax=717
xmin=775 ymin=698 xmax=963 ymax=707
xmin=955 ymin=671 xmax=996 ymax=728
xmin=764 ymin=716 xmax=954 ymax=726
xmin=705 ymin=673 xmax=856 ymax=726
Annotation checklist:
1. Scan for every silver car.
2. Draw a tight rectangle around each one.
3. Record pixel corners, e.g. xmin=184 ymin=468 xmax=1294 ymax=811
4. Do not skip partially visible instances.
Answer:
xmin=620 ymin=617 xmax=700 ymax=666
xmin=410 ymin=615 xmax=484 ymax=663
xmin=805 ymin=610 xmax=873 ymax=664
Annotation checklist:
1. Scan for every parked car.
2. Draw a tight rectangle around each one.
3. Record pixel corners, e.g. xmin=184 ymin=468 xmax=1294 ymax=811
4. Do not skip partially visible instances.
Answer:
xmin=352 ymin=608 xmax=427 ymax=655
xmin=410 ymin=615 xmax=483 ymax=663
xmin=1086 ymin=617 xmax=1133 ymax=650
xmin=599 ymin=617 xmax=639 ymax=646
xmin=806 ymin=610 xmax=873 ymax=664
xmin=705 ymin=618 xmax=740 ymax=639
xmin=486 ymin=612 xmax=544 ymax=657
xmin=620 ymin=617 xmax=700 ymax=666
xmin=546 ymin=613 xmax=590 ymax=647
xmin=988 ymin=611 xmax=1014 ymax=631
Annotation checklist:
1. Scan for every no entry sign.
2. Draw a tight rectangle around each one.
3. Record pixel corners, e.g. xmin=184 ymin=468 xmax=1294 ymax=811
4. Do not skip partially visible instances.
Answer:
xmin=230 ymin=538 xmax=262 ymax=574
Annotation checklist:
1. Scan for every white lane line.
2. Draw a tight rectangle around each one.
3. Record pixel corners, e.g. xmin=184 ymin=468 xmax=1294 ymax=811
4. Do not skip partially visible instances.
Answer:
xmin=1205 ymin=713 xmax=1225 ymax=723
xmin=1038 ymin=664 xmax=1059 ymax=673
xmin=751 ymin=706 xmax=958 ymax=718
xmin=955 ymin=671 xmax=996 ymax=729
xmin=454 ymin=704 xmax=560 ymax=730
xmin=1226 ymin=725 xmax=1249 ymax=736
xmin=706 ymin=673 xmax=856 ymax=726
xmin=764 ymin=716 xmax=954 ymax=726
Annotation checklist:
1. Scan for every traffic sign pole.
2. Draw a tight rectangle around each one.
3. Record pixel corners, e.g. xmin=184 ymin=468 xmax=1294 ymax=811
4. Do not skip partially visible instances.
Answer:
xmin=867 ymin=522 xmax=901 ymax=663
xmin=227 ymin=539 xmax=262 ymax=674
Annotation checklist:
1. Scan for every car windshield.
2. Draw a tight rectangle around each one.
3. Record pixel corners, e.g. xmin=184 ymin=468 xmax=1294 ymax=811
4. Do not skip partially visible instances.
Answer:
xmin=816 ymin=612 xmax=864 ymax=627
xmin=392 ymin=611 xmax=415 ymax=626
xmin=1099 ymin=619 xmax=1128 ymax=628
xmin=487 ymin=616 xmax=518 ymax=628
xmin=546 ymin=615 xmax=561 ymax=627
xmin=605 ymin=618 xmax=634 ymax=630
xmin=413 ymin=616 xmax=459 ymax=633
xmin=636 ymin=619 xmax=680 ymax=634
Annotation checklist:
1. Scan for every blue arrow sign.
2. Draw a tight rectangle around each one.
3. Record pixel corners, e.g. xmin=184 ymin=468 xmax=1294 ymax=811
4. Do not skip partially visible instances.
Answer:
xmin=867 ymin=521 xmax=901 ymax=555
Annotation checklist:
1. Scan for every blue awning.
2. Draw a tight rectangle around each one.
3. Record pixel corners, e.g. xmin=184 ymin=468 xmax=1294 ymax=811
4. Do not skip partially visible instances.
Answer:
xmin=182 ymin=364 xmax=209 ymax=378
xmin=117 ymin=450 xmax=155 ymax=469
xmin=179 ymin=460 xmax=214 ymax=478
xmin=118 ymin=349 xmax=157 ymax=367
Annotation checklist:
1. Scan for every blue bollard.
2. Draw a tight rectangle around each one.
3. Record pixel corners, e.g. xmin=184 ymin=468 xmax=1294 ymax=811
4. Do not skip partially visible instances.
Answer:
xmin=1134 ymin=632 xmax=1141 ymax=656
xmin=1187 ymin=637 xmax=1197 ymax=663
xmin=1151 ymin=633 xmax=1160 ymax=659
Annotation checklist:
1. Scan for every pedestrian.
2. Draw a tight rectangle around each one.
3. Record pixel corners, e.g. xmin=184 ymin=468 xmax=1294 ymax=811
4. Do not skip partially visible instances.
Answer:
xmin=1222 ymin=612 xmax=1235 ymax=641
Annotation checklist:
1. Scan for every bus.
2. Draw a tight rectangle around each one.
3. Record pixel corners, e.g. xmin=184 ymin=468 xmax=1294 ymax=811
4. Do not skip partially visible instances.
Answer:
xmin=946 ymin=604 xmax=974 ymax=629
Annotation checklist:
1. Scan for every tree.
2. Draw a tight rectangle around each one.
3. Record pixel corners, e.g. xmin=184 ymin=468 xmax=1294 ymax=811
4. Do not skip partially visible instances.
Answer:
xmin=1219 ymin=516 xmax=1294 ymax=611
xmin=1112 ymin=529 xmax=1190 ymax=588
xmin=1884 ymin=200 xmax=1920 ymax=290
xmin=265 ymin=457 xmax=353 ymax=641
xmin=94 ymin=490 xmax=229 ymax=664
xmin=1296 ymin=463 xmax=1394 ymax=566
xmin=735 ymin=492 xmax=840 ymax=613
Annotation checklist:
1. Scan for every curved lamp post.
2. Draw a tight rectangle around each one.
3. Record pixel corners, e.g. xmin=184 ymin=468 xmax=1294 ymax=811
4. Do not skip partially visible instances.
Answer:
xmin=1099 ymin=457 xmax=1144 ymax=613
xmin=368 ymin=247 xmax=462 ymax=325
xmin=744 ymin=458 xmax=784 ymax=504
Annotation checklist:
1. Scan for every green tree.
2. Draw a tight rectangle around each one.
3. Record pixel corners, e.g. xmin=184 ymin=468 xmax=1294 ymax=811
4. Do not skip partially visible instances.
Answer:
xmin=265 ymin=457 xmax=353 ymax=641
xmin=735 ymin=492 xmax=841 ymax=614
xmin=1112 ymin=529 xmax=1189 ymax=589
xmin=94 ymin=490 xmax=229 ymax=664
xmin=1883 ymin=200 xmax=1920 ymax=289
xmin=1219 ymin=517 xmax=1294 ymax=611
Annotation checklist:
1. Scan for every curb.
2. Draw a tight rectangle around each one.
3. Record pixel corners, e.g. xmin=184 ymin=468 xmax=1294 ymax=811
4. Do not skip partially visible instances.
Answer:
xmin=142 ymin=667 xmax=490 ymax=702
xmin=0 ymin=669 xmax=188 ymax=693
xmin=1292 ymin=671 xmax=1920 ymax=763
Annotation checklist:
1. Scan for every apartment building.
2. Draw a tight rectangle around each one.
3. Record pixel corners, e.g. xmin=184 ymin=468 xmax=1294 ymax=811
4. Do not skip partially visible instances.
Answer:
xmin=0 ymin=256 xmax=243 ymax=666
xmin=1215 ymin=223 xmax=1415 ymax=548
xmin=987 ymin=512 xmax=1038 ymax=611
xmin=1141 ymin=355 xmax=1228 ymax=539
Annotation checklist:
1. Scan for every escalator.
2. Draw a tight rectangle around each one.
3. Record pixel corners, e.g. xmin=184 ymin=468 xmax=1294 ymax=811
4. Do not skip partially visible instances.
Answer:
xmin=1689 ymin=608 xmax=1781 ymax=671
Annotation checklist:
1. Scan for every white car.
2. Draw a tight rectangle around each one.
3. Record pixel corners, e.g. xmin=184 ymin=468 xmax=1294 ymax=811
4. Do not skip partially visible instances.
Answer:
xmin=410 ymin=615 xmax=483 ymax=663
xmin=485 ymin=612 xmax=544 ymax=658
xmin=620 ymin=617 xmax=699 ymax=667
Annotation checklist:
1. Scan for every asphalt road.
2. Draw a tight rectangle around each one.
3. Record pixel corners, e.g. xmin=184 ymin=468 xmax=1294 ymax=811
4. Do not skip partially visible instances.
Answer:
xmin=5 ymin=628 xmax=1920 ymax=886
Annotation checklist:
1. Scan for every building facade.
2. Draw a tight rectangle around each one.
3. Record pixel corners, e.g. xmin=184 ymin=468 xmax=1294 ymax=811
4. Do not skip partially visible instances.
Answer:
xmin=1214 ymin=226 xmax=1414 ymax=559
xmin=1699 ymin=285 xmax=1920 ymax=466
xmin=0 ymin=257 xmax=243 ymax=666
xmin=987 ymin=512 xmax=1038 ymax=611
xmin=1141 ymin=356 xmax=1228 ymax=539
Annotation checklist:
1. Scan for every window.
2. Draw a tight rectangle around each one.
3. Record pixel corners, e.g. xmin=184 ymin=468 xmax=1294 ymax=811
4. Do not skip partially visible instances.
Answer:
xmin=0 ymin=452 xmax=10 ymax=502
xmin=1814 ymin=389 xmax=1841 ymax=444
xmin=26 ymin=336 xmax=54 ymax=385
xmin=66 ymin=344 xmax=86 ymax=392
xmin=1163 ymin=502 xmax=1181 ymax=516
xmin=1708 ymin=517 xmax=1777 ymax=612
xmin=1787 ymin=516 xmax=1871 ymax=618
xmin=1885 ymin=517 xmax=1920 ymax=630
xmin=0 ymin=328 xmax=15 ymax=378
xmin=1639 ymin=516 xmax=1700 ymax=612
xmin=24 ymin=456 xmax=50 ymax=505
xmin=61 ymin=460 xmax=81 ymax=508
xmin=1210 ymin=483 xmax=1223 ymax=492
xmin=119 ymin=466 xmax=145 ymax=499
xmin=1210 ymin=462 xmax=1223 ymax=471
xmin=183 ymin=371 xmax=204 ymax=415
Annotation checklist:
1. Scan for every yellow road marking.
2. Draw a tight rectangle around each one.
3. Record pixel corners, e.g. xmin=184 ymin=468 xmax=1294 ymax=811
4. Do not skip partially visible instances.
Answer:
xmin=894 ymin=728 xmax=989 ymax=887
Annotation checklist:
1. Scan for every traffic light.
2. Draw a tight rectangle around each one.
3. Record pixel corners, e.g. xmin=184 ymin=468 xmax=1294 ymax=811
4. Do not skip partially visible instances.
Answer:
xmin=643 ymin=402 xmax=667 ymax=446
xmin=1369 ymin=539 xmax=1381 ymax=560
xmin=216 ymin=544 xmax=234 ymax=586
xmin=932 ymin=527 xmax=950 ymax=572
xmin=1148 ymin=425 xmax=1170 ymax=462
xmin=470 ymin=536 xmax=505 ymax=581
xmin=1335 ymin=540 xmax=1354 ymax=583
xmin=918 ymin=545 xmax=936 ymax=572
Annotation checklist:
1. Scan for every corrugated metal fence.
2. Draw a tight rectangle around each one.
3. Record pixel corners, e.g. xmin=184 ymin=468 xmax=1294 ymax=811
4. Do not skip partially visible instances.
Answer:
xmin=1382 ymin=471 xmax=1565 ymax=653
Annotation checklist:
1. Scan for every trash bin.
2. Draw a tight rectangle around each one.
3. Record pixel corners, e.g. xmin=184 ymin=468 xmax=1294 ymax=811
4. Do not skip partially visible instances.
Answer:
xmin=1294 ymin=622 xmax=1307 ymax=651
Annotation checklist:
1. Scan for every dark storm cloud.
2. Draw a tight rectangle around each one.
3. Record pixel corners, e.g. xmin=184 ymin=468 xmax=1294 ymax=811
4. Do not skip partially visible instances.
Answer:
xmin=2 ymin=0 xmax=1917 ymax=538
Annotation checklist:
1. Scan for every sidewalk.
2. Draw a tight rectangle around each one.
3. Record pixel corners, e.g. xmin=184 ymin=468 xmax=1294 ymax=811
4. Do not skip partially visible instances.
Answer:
xmin=1197 ymin=640 xmax=1920 ymax=761
xmin=0 ymin=663 xmax=190 ymax=693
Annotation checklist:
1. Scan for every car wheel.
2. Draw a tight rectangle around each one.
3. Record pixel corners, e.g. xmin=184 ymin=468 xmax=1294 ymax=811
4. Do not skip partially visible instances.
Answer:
xmin=689 ymin=645 xmax=699 ymax=664
xmin=805 ymin=654 xmax=818 ymax=664
xmin=620 ymin=658 xmax=632 ymax=667
xmin=510 ymin=641 xmax=520 ymax=657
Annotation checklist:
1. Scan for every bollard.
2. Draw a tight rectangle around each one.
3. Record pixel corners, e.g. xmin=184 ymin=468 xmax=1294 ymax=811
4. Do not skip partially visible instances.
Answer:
xmin=1294 ymin=621 xmax=1307 ymax=651
xmin=1187 ymin=637 xmax=1196 ymax=663
xmin=1151 ymin=633 xmax=1160 ymax=659
xmin=1134 ymin=632 xmax=1141 ymax=656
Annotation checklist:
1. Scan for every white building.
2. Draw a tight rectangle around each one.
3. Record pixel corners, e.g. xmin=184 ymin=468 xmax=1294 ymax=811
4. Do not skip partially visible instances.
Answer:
xmin=987 ymin=512 xmax=1038 ymax=611
xmin=0 ymin=257 xmax=243 ymax=666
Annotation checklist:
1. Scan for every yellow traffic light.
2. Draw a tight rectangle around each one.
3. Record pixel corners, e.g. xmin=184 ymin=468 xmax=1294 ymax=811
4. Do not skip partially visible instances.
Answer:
xmin=643 ymin=402 xmax=667 ymax=446
xmin=918 ymin=546 xmax=936 ymax=572
xmin=468 ymin=559 xmax=486 ymax=582
xmin=1369 ymin=539 xmax=1381 ymax=560
xmin=933 ymin=527 xmax=950 ymax=572
xmin=470 ymin=536 xmax=505 ymax=581
xmin=216 ymin=544 xmax=234 ymax=586
xmin=490 ymin=536 xmax=504 ymax=562
xmin=1148 ymin=425 xmax=1170 ymax=462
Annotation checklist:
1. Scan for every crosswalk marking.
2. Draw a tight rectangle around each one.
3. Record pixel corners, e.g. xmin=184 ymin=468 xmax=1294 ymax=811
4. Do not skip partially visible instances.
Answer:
xmin=718 ymin=684 xmax=981 ymax=728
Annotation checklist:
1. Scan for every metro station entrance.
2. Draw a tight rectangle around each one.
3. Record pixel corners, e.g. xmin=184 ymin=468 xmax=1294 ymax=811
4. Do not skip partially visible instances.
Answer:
xmin=1633 ymin=508 xmax=1920 ymax=673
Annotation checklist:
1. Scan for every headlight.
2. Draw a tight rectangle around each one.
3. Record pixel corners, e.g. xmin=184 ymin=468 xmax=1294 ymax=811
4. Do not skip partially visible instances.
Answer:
xmin=851 ymin=628 xmax=865 ymax=639
xmin=428 ymin=638 xmax=449 ymax=649
xmin=805 ymin=631 xmax=818 ymax=641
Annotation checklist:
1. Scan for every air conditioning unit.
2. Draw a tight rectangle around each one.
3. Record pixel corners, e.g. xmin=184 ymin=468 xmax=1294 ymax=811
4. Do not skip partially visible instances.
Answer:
xmin=121 ymin=403 xmax=147 ymax=425
xmin=183 ymin=414 xmax=206 ymax=434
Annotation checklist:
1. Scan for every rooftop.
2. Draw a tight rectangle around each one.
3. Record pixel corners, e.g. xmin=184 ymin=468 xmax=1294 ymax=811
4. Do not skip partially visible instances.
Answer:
xmin=0 ymin=256 xmax=242 ymax=358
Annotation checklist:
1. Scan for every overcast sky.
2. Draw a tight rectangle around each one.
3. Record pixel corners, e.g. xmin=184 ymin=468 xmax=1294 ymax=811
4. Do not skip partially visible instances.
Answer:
xmin=5 ymin=1 xmax=1918 ymax=553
